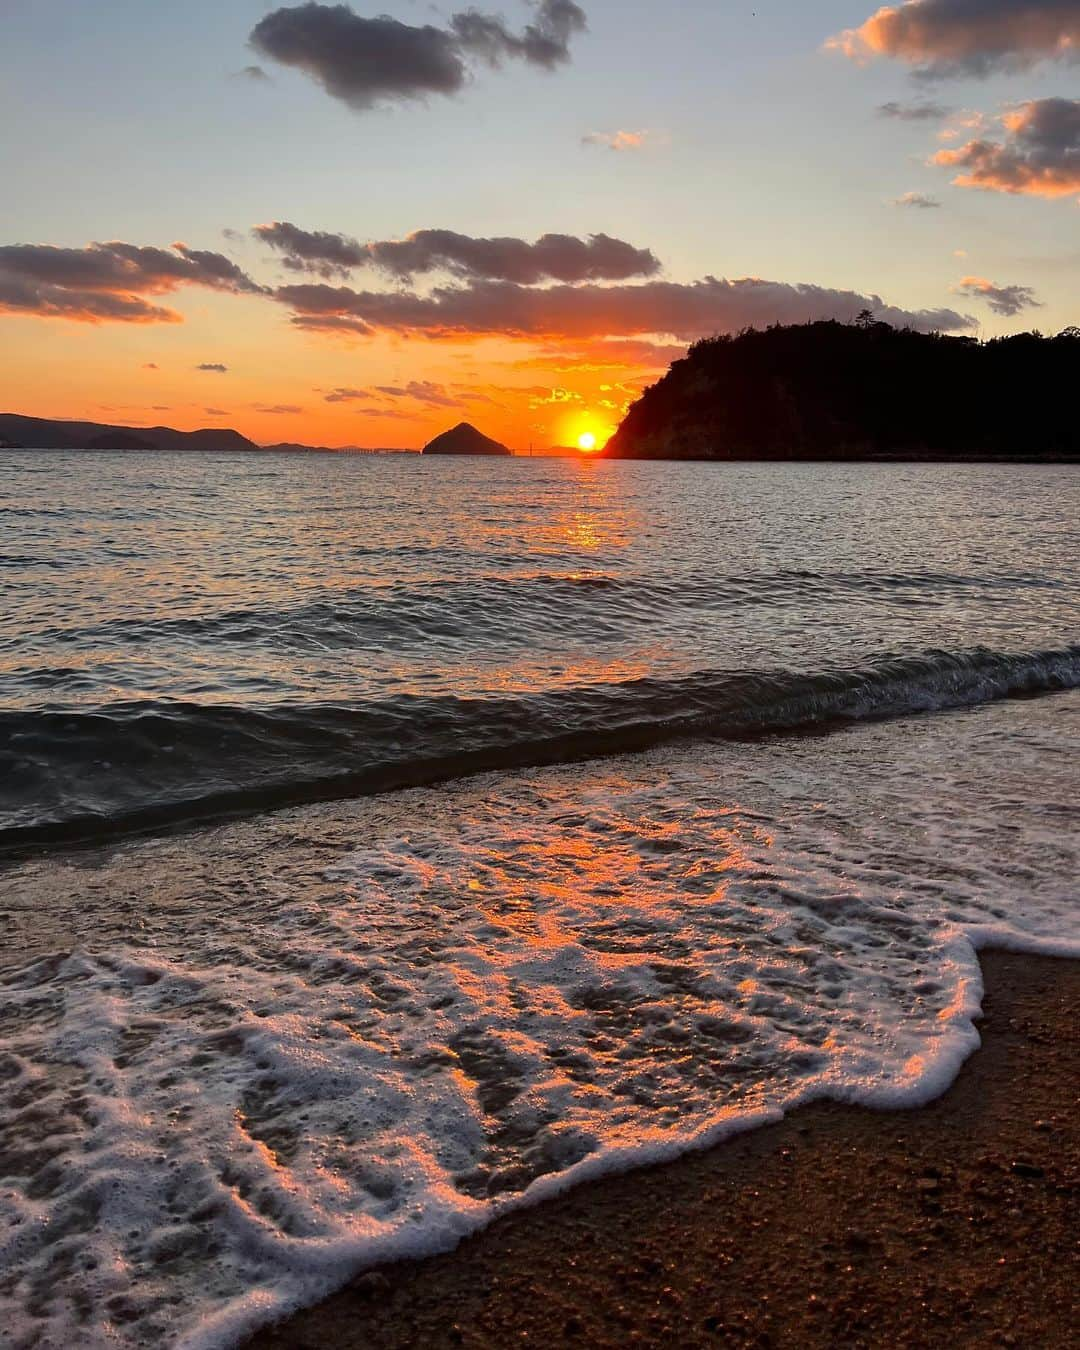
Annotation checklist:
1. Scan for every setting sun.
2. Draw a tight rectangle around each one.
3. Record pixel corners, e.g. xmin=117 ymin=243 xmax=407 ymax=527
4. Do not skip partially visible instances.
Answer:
xmin=577 ymin=431 xmax=597 ymax=452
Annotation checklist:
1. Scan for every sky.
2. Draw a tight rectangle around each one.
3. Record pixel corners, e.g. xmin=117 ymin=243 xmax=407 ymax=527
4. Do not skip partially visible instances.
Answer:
xmin=1 ymin=0 xmax=1078 ymax=449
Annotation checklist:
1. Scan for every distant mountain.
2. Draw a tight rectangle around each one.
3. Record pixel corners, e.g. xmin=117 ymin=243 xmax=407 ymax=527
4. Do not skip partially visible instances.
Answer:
xmin=603 ymin=320 xmax=1080 ymax=461
xmin=0 ymin=413 xmax=258 ymax=453
xmin=422 ymin=422 xmax=512 ymax=456
xmin=260 ymin=442 xmax=410 ymax=455
xmin=85 ymin=430 xmax=158 ymax=451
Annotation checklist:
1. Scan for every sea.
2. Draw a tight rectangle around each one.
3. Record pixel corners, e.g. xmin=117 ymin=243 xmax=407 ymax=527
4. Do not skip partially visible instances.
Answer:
xmin=1 ymin=450 xmax=1078 ymax=1348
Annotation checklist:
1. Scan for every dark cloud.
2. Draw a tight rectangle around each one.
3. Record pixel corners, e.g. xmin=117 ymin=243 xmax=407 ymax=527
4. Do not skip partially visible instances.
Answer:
xmin=830 ymin=0 xmax=1080 ymax=78
xmin=142 ymin=362 xmax=160 ymax=369
xmin=0 ymin=240 xmax=263 ymax=324
xmin=323 ymin=381 xmax=463 ymax=406
xmin=238 ymin=65 xmax=270 ymax=81
xmin=952 ymin=275 xmax=1042 ymax=315
xmin=196 ymin=363 xmax=228 ymax=373
xmin=249 ymin=1 xmax=585 ymax=112
xmin=256 ymin=403 xmax=305 ymax=414
xmin=890 ymin=191 xmax=942 ymax=207
xmin=877 ymin=100 xmax=951 ymax=120
xmin=293 ymin=313 xmax=375 ymax=336
xmin=373 ymin=380 xmax=464 ymax=407
xmin=450 ymin=0 xmax=585 ymax=68
xmin=324 ymin=386 xmax=374 ymax=402
xmin=204 ymin=407 xmax=228 ymax=416
xmin=366 ymin=229 xmax=659 ymax=283
xmin=253 ymin=222 xmax=659 ymax=284
xmin=275 ymin=275 xmax=974 ymax=341
xmin=934 ymin=98 xmax=1080 ymax=198
xmin=253 ymin=221 xmax=367 ymax=278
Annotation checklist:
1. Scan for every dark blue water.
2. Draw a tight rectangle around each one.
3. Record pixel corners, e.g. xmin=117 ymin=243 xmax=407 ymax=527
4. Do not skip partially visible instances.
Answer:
xmin=2 ymin=450 xmax=1078 ymax=848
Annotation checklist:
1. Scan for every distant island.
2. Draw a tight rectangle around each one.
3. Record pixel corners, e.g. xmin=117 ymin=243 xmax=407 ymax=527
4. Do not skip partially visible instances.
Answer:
xmin=422 ymin=422 xmax=512 ymax=456
xmin=603 ymin=319 xmax=1080 ymax=461
xmin=0 ymin=413 xmax=257 ymax=453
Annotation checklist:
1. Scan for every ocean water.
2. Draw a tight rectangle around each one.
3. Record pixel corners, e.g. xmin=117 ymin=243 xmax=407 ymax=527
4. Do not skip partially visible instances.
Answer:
xmin=2 ymin=451 xmax=1078 ymax=848
xmin=0 ymin=451 xmax=1078 ymax=1348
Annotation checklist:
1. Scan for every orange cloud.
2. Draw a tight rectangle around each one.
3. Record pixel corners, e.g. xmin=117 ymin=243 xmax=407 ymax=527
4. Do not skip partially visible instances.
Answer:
xmin=0 ymin=240 xmax=262 ymax=324
xmin=581 ymin=130 xmax=650 ymax=151
xmin=828 ymin=0 xmax=1080 ymax=78
xmin=951 ymin=276 xmax=1042 ymax=315
xmin=933 ymin=98 xmax=1080 ymax=198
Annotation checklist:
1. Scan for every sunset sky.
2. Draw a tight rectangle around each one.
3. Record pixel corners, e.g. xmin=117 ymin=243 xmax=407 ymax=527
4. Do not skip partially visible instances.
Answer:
xmin=2 ymin=0 xmax=1078 ymax=449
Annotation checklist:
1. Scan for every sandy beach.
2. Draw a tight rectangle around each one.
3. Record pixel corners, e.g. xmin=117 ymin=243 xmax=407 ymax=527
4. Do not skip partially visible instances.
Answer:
xmin=249 ymin=950 xmax=1077 ymax=1349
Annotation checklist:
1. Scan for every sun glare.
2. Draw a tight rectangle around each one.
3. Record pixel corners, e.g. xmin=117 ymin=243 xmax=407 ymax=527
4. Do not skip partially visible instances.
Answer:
xmin=577 ymin=431 xmax=597 ymax=452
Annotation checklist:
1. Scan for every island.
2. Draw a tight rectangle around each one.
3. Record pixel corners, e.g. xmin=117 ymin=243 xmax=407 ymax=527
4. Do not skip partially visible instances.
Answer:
xmin=603 ymin=318 xmax=1080 ymax=461
xmin=0 ymin=413 xmax=258 ymax=453
xmin=422 ymin=422 xmax=512 ymax=456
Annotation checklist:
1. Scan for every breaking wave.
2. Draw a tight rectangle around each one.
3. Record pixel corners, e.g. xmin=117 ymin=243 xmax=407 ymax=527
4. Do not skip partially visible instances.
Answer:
xmin=2 ymin=644 xmax=1078 ymax=851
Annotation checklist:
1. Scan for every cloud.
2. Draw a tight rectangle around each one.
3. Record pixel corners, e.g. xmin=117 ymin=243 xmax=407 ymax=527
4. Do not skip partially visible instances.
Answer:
xmin=450 ymin=0 xmax=586 ymax=67
xmin=877 ymin=100 xmax=951 ymax=121
xmin=204 ymin=407 xmax=229 ymax=416
xmin=951 ymin=275 xmax=1042 ymax=315
xmin=828 ymin=0 xmax=1080 ymax=79
xmin=256 ymin=403 xmax=305 ymax=414
xmin=509 ymin=337 xmax=687 ymax=371
xmin=253 ymin=221 xmax=366 ymax=278
xmin=255 ymin=222 xmax=660 ymax=284
xmin=249 ymin=0 xmax=585 ymax=112
xmin=292 ymin=313 xmax=374 ymax=336
xmin=366 ymin=229 xmax=660 ymax=283
xmin=0 ymin=239 xmax=263 ymax=324
xmin=324 ymin=386 xmax=374 ymax=402
xmin=891 ymin=191 xmax=942 ymax=207
xmin=142 ymin=362 xmax=160 ymax=369
xmin=528 ymin=386 xmax=584 ymax=407
xmin=582 ymin=129 xmax=649 ymax=150
xmin=933 ymin=98 xmax=1080 ymax=198
xmin=237 ymin=64 xmax=270 ymax=81
xmin=275 ymin=274 xmax=975 ymax=341
xmin=196 ymin=362 xmax=228 ymax=373
xmin=373 ymin=380 xmax=464 ymax=407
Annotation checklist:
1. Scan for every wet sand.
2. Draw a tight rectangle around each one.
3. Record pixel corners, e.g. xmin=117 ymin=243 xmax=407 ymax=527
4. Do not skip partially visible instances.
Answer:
xmin=248 ymin=950 xmax=1077 ymax=1350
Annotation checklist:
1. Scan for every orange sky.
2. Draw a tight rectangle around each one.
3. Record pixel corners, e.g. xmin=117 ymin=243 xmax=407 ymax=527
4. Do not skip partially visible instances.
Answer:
xmin=0 ymin=290 xmax=670 ymax=450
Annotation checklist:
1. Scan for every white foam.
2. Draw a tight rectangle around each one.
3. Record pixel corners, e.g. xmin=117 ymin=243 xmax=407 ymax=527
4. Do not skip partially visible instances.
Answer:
xmin=1 ymin=693 xmax=1077 ymax=1348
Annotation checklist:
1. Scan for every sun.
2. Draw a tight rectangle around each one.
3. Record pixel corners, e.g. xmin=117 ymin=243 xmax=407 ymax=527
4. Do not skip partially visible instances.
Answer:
xmin=577 ymin=431 xmax=597 ymax=452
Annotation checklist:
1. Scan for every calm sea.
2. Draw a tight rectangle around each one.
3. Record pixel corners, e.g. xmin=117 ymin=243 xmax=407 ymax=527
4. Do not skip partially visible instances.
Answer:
xmin=0 ymin=451 xmax=1078 ymax=1348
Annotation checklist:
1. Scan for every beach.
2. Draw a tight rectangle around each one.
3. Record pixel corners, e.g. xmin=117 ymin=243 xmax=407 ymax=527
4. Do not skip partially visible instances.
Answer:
xmin=248 ymin=949 xmax=1078 ymax=1349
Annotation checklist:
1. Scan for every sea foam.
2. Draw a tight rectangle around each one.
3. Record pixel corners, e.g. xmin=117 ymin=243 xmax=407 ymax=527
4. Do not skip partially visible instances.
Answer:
xmin=1 ymin=692 xmax=1077 ymax=1348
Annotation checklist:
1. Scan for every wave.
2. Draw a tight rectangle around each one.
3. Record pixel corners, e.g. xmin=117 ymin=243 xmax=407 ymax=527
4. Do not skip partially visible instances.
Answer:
xmin=2 ymin=643 xmax=1078 ymax=853
xmin=10 ymin=566 xmax=1064 ymax=658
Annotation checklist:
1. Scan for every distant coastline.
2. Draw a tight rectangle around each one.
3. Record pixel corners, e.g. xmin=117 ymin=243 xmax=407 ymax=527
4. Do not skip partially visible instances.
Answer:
xmin=8 ymin=318 xmax=1080 ymax=464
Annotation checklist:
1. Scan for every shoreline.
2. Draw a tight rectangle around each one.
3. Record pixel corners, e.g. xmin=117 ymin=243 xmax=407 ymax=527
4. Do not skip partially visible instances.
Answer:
xmin=248 ymin=949 xmax=1077 ymax=1349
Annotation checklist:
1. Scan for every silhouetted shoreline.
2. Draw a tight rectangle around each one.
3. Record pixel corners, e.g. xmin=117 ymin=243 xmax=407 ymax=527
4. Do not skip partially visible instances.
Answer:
xmin=604 ymin=319 xmax=1080 ymax=461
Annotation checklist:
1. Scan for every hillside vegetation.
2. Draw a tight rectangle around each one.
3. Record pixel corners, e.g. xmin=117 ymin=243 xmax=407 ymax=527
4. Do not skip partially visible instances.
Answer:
xmin=603 ymin=319 xmax=1080 ymax=460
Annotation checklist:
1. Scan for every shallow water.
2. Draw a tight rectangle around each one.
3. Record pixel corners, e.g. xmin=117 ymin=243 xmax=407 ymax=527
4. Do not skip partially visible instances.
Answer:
xmin=0 ymin=693 xmax=1077 ymax=1349
xmin=2 ymin=453 xmax=1078 ymax=846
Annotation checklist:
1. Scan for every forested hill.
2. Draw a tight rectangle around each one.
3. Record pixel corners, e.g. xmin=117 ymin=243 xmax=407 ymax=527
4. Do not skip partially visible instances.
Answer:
xmin=603 ymin=320 xmax=1080 ymax=461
